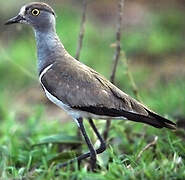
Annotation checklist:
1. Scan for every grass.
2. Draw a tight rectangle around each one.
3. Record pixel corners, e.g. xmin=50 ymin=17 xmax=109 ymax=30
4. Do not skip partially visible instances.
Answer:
xmin=0 ymin=105 xmax=184 ymax=179
xmin=0 ymin=3 xmax=185 ymax=180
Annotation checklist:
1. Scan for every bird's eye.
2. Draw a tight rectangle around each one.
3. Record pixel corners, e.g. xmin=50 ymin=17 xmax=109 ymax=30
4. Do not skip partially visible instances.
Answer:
xmin=31 ymin=9 xmax=40 ymax=16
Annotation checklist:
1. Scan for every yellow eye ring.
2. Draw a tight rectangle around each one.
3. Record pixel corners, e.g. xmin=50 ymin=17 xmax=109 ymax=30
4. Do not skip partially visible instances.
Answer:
xmin=31 ymin=9 xmax=40 ymax=16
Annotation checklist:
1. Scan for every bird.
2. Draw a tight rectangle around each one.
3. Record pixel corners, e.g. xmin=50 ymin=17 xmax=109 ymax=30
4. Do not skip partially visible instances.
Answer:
xmin=5 ymin=2 xmax=176 ymax=170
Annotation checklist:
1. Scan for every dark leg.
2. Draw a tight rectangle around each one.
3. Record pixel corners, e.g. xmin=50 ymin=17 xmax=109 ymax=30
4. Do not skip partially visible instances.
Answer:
xmin=56 ymin=118 xmax=106 ymax=169
xmin=88 ymin=118 xmax=106 ymax=154
xmin=76 ymin=118 xmax=96 ymax=170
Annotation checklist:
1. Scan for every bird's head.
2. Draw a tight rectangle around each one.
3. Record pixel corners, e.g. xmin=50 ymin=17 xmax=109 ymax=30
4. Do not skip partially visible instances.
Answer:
xmin=5 ymin=2 xmax=56 ymax=32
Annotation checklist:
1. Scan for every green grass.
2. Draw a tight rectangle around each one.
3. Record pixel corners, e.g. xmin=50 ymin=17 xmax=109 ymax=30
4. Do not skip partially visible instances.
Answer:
xmin=0 ymin=104 xmax=184 ymax=179
xmin=0 ymin=4 xmax=185 ymax=180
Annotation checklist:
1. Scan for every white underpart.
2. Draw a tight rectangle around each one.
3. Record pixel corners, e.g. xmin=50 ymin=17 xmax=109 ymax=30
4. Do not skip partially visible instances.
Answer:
xmin=39 ymin=64 xmax=127 ymax=126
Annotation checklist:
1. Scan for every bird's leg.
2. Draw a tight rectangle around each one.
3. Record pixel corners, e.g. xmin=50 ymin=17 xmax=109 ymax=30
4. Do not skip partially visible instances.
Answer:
xmin=76 ymin=117 xmax=97 ymax=170
xmin=88 ymin=118 xmax=106 ymax=154
xmin=56 ymin=118 xmax=106 ymax=170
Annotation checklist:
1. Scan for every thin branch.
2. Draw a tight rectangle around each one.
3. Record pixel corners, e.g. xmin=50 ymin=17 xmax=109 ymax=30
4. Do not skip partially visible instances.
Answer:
xmin=121 ymin=52 xmax=142 ymax=102
xmin=103 ymin=0 xmax=124 ymax=141
xmin=110 ymin=0 xmax=124 ymax=83
xmin=136 ymin=136 xmax=158 ymax=161
xmin=75 ymin=0 xmax=88 ymax=60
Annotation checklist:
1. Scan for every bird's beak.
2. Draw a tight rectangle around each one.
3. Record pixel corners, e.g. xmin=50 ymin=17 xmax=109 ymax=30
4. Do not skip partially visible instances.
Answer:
xmin=4 ymin=14 xmax=25 ymax=25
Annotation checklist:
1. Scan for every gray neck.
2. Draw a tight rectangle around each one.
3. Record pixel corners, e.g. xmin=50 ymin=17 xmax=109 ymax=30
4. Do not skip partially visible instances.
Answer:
xmin=34 ymin=28 xmax=66 ymax=74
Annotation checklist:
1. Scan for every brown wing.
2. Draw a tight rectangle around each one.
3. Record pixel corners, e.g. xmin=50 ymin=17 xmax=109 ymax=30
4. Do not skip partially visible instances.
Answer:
xmin=41 ymin=57 xmax=176 ymax=129
xmin=41 ymin=59 xmax=148 ymax=115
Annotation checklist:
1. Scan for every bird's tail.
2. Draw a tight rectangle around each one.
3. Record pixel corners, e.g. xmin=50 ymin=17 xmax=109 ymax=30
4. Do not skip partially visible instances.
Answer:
xmin=121 ymin=109 xmax=176 ymax=130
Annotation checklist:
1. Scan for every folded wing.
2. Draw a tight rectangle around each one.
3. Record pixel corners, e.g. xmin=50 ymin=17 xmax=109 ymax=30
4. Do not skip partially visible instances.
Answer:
xmin=40 ymin=58 xmax=176 ymax=129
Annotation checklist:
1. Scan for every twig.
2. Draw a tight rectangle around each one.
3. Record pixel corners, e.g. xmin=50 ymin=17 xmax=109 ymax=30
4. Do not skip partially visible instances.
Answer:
xmin=121 ymin=52 xmax=142 ymax=102
xmin=75 ymin=0 xmax=88 ymax=60
xmin=136 ymin=136 xmax=158 ymax=161
xmin=110 ymin=0 xmax=124 ymax=83
xmin=103 ymin=0 xmax=124 ymax=141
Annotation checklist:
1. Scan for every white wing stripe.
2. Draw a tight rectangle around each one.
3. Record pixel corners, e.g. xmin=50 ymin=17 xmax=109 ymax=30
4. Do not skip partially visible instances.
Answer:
xmin=39 ymin=64 xmax=53 ymax=83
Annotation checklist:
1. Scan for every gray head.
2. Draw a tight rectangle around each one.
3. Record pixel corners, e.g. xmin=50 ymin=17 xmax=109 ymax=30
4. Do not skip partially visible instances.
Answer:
xmin=5 ymin=2 xmax=56 ymax=32
xmin=5 ymin=2 xmax=66 ymax=74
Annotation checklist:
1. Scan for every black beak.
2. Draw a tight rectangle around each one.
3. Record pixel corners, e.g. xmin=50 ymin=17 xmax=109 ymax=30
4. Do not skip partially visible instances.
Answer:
xmin=4 ymin=15 xmax=25 ymax=25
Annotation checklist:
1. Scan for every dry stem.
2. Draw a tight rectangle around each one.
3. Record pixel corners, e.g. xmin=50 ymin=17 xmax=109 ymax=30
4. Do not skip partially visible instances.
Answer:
xmin=103 ymin=0 xmax=124 ymax=140
xmin=75 ymin=0 xmax=88 ymax=60
xmin=136 ymin=136 xmax=158 ymax=161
